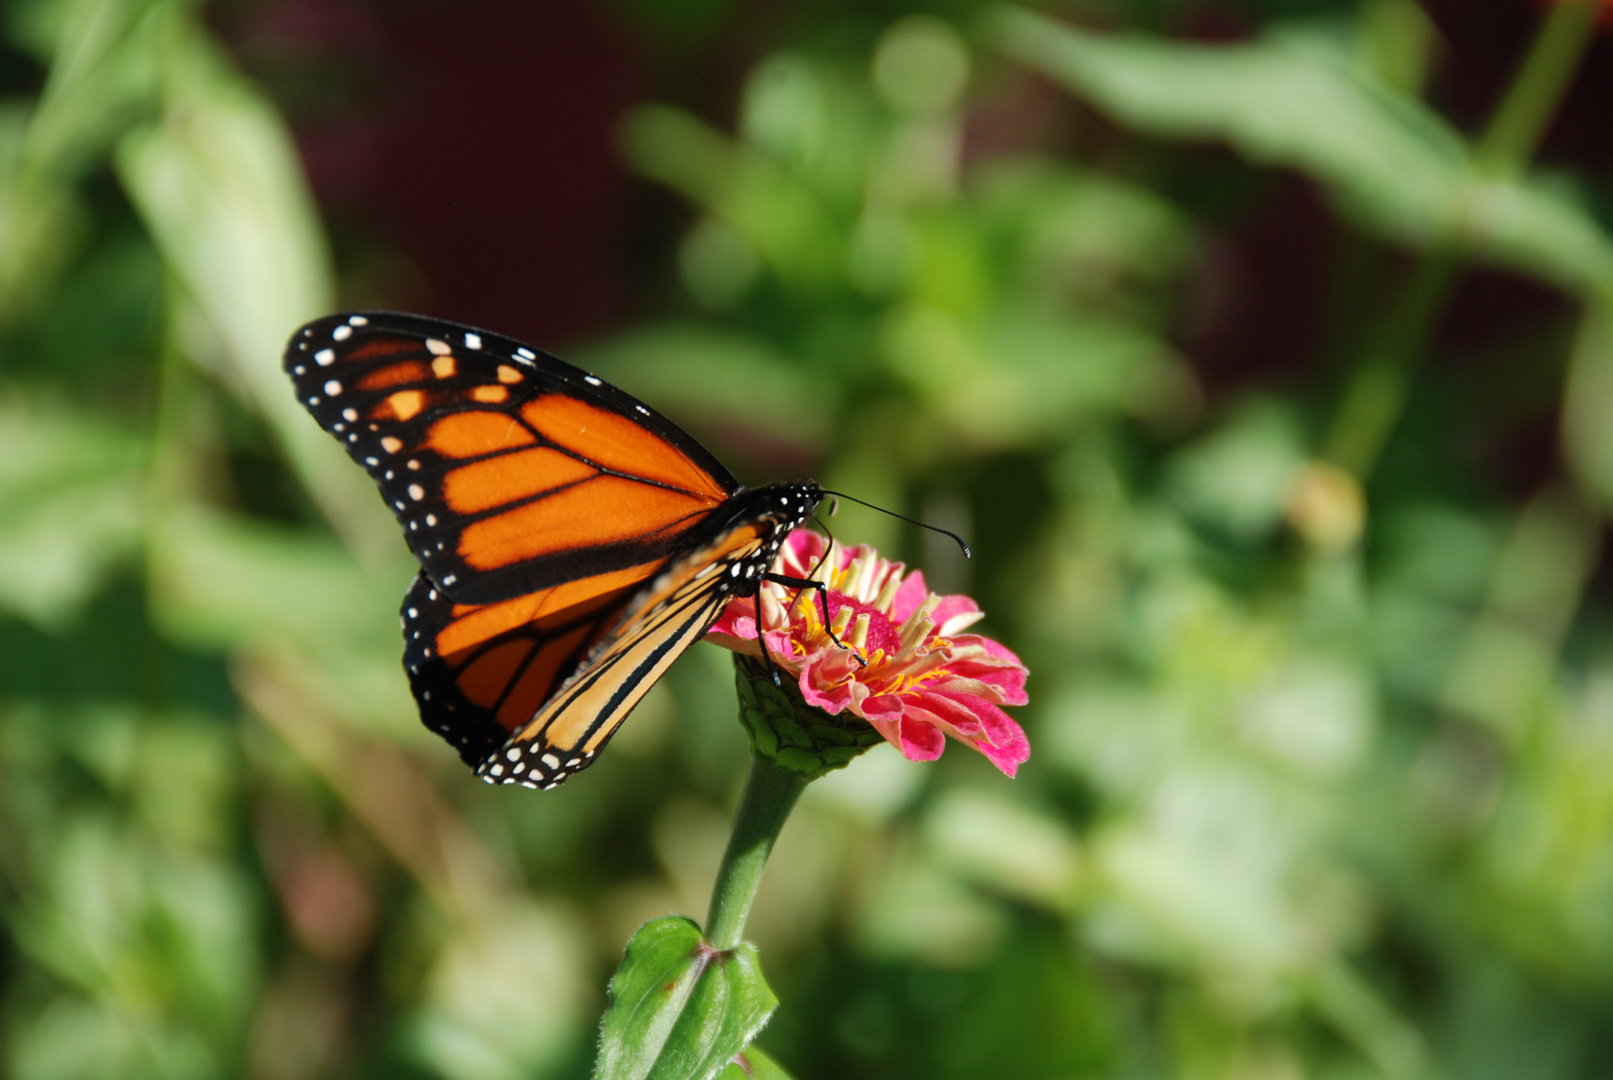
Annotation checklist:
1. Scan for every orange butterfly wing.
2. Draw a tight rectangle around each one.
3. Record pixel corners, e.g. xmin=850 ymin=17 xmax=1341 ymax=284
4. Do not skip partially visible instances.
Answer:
xmin=285 ymin=312 xmax=737 ymax=606
xmin=403 ymin=514 xmax=789 ymax=785
xmin=285 ymin=312 xmax=823 ymax=787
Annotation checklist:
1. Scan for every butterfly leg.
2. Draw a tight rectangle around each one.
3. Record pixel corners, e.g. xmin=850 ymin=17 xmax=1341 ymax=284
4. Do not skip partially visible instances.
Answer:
xmin=761 ymin=573 xmax=866 ymax=668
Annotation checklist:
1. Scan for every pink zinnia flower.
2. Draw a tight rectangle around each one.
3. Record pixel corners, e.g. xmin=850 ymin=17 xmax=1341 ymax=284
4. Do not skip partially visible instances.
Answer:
xmin=707 ymin=530 xmax=1030 ymax=776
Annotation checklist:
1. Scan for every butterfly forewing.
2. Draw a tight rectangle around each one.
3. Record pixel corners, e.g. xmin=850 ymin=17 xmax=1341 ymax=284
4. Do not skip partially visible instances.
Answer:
xmin=285 ymin=312 xmax=739 ymax=606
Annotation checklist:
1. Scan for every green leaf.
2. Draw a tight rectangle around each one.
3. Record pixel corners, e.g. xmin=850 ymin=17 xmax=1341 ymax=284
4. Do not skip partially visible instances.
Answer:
xmin=114 ymin=28 xmax=398 ymax=563
xmin=595 ymin=916 xmax=778 ymax=1080
xmin=881 ymin=304 xmax=1174 ymax=448
xmin=146 ymin=504 xmax=404 ymax=653
xmin=0 ymin=400 xmax=144 ymax=626
xmin=412 ymin=902 xmax=592 ymax=1080
xmin=622 ymin=105 xmax=844 ymax=292
xmin=993 ymin=8 xmax=1613 ymax=298
xmin=1562 ymin=299 xmax=1613 ymax=515
xmin=717 ymin=1044 xmax=795 ymax=1079
xmin=581 ymin=324 xmax=832 ymax=456
xmin=0 ymin=0 xmax=173 ymax=317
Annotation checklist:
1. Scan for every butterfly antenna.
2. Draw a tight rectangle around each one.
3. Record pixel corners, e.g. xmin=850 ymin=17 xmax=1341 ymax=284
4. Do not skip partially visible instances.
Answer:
xmin=817 ymin=490 xmax=972 ymax=558
xmin=808 ymin=514 xmax=836 ymax=567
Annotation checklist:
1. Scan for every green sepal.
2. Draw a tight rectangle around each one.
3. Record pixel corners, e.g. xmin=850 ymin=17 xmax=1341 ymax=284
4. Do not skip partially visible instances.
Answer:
xmin=733 ymin=655 xmax=884 ymax=780
xmin=594 ymin=916 xmax=778 ymax=1080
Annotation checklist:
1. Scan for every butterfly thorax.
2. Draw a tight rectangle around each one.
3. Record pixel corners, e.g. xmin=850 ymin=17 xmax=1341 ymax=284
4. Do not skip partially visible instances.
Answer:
xmin=698 ymin=480 xmax=823 ymax=547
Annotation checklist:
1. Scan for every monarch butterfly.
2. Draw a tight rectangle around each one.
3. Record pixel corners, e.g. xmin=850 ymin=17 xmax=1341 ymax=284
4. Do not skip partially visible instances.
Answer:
xmin=284 ymin=312 xmax=824 ymax=789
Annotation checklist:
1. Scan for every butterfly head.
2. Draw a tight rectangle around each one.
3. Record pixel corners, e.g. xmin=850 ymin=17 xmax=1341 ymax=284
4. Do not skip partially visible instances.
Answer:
xmin=730 ymin=480 xmax=823 ymax=552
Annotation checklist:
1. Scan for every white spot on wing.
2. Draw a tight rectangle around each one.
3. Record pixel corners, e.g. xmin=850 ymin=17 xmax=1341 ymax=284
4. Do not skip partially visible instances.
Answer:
xmin=349 ymin=315 xmax=368 ymax=326
xmin=324 ymin=379 xmax=342 ymax=395
xmin=516 ymin=347 xmax=536 ymax=360
xmin=315 ymin=349 xmax=335 ymax=366
xmin=465 ymin=333 xmax=482 ymax=349
xmin=584 ymin=375 xmax=601 ymax=386
xmin=426 ymin=338 xmax=451 ymax=356
xmin=333 ymin=325 xmax=352 ymax=341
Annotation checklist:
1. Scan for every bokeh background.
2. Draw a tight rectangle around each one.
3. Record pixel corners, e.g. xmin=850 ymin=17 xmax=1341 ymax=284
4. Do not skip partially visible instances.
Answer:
xmin=5 ymin=0 xmax=1613 ymax=1077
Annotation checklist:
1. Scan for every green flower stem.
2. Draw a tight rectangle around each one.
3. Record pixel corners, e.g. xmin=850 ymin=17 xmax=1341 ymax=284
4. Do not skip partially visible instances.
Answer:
xmin=704 ymin=750 xmax=809 ymax=952
xmin=1322 ymin=251 xmax=1457 ymax=478
xmin=1476 ymin=0 xmax=1600 ymax=179
xmin=1326 ymin=0 xmax=1598 ymax=480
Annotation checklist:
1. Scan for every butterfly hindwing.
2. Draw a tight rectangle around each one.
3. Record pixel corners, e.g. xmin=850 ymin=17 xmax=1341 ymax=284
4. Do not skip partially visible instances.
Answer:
xmin=478 ymin=517 xmax=781 ymax=787
xmin=404 ymin=493 xmax=814 ymax=787
xmin=285 ymin=312 xmax=740 ymax=606
xmin=401 ymin=557 xmax=666 ymax=766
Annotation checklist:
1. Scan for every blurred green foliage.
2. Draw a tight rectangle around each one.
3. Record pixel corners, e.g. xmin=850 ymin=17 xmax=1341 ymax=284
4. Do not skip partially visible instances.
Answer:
xmin=4 ymin=1 xmax=1613 ymax=1078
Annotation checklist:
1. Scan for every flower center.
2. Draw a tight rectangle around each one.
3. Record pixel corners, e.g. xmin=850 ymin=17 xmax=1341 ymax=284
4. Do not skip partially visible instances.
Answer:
xmin=825 ymin=593 xmax=900 ymax=656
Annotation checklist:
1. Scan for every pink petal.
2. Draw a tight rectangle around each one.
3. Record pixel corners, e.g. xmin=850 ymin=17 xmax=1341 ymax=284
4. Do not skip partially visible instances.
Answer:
xmin=942 ymin=638 xmax=1028 ymax=704
xmin=860 ymin=694 xmax=905 ymax=722
xmin=931 ymin=596 xmax=982 ymax=637
xmin=979 ymin=636 xmax=1024 ymax=667
xmin=890 ymin=570 xmax=929 ymax=623
xmin=942 ymin=664 xmax=1027 ymax=706
xmin=905 ymin=695 xmax=986 ymax=739
xmin=896 ymin=714 xmax=946 ymax=762
xmin=784 ymin=529 xmax=825 ymax=566
xmin=799 ymin=657 xmax=857 ymax=714
xmin=705 ymin=631 xmax=763 ymax=658
xmin=708 ymin=604 xmax=760 ymax=642
xmin=930 ymin=692 xmax=1030 ymax=777
xmin=922 ymin=675 xmax=1015 ymax=704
